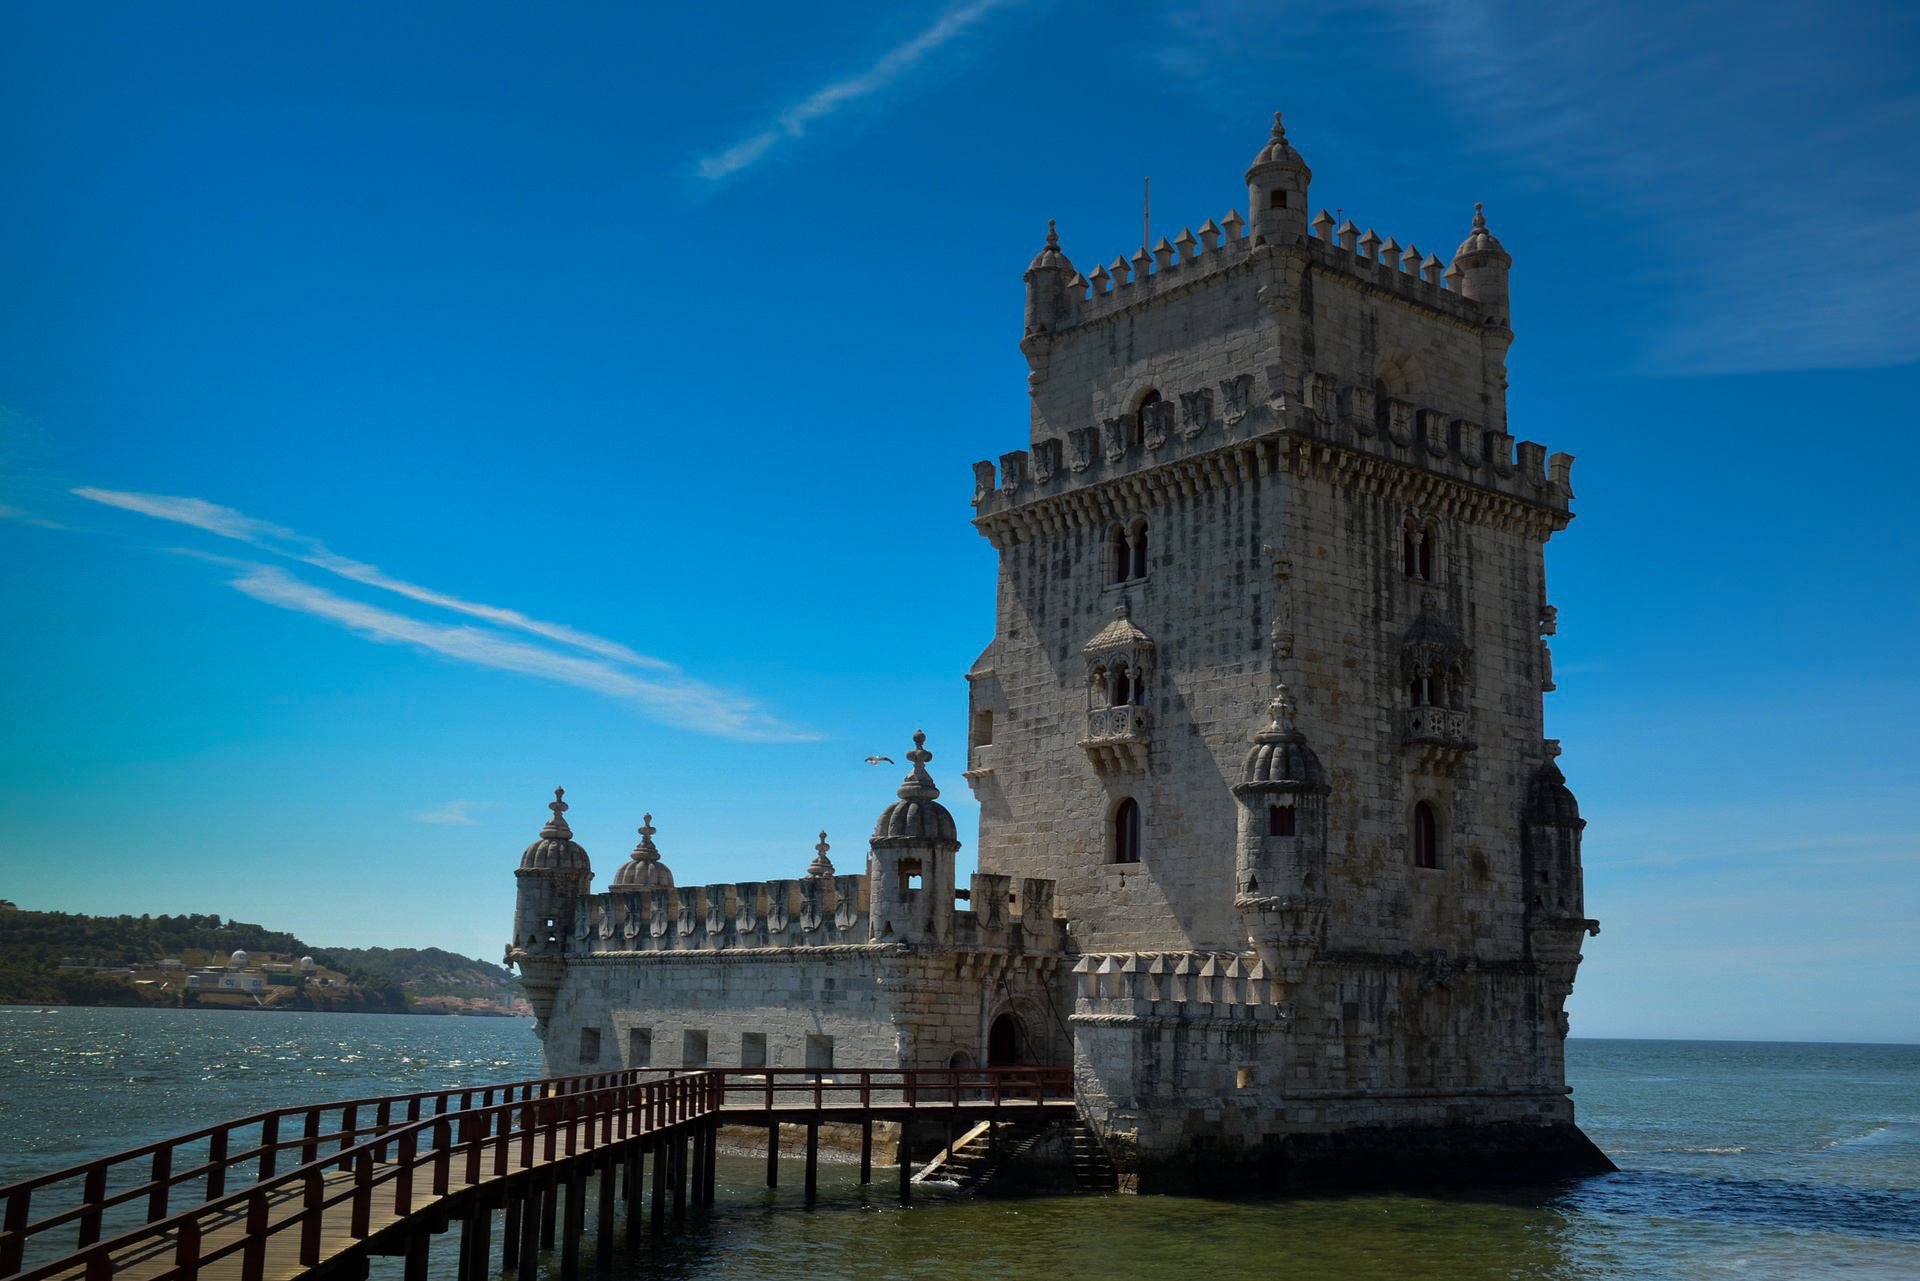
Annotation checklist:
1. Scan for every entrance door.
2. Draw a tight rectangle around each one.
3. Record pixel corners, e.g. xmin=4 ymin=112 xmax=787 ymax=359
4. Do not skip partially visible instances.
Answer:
xmin=988 ymin=1013 xmax=1020 ymax=1067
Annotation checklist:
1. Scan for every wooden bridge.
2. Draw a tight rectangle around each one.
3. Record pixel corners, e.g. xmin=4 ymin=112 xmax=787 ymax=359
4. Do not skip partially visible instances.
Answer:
xmin=0 ymin=1066 xmax=1076 ymax=1281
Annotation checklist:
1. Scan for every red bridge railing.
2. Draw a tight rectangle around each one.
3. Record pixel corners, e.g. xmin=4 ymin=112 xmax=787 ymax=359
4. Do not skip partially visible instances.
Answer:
xmin=0 ymin=1066 xmax=1073 ymax=1281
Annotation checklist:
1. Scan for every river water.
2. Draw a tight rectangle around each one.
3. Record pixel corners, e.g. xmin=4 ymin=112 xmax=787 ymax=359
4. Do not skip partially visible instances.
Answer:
xmin=2 ymin=1008 xmax=1916 ymax=1279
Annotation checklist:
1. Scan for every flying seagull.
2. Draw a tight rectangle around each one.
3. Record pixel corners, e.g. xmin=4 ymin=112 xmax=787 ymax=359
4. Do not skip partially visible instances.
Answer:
xmin=864 ymin=755 xmax=894 ymax=765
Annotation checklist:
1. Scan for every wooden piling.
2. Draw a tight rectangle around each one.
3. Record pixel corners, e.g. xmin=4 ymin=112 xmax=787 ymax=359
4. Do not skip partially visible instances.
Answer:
xmin=765 ymin=1122 xmax=779 ymax=1188
xmin=468 ymin=1202 xmax=493 ymax=1281
xmin=804 ymin=1121 xmax=818 ymax=1202
xmin=624 ymin=1145 xmax=644 ymax=1251
xmin=560 ymin=1168 xmax=584 ymax=1281
xmin=898 ymin=1123 xmax=911 ymax=1202
xmin=501 ymin=1193 xmax=521 ymax=1272
xmin=538 ymin=1172 xmax=557 ymax=1250
xmin=860 ymin=1118 xmax=873 ymax=1185
xmin=516 ymin=1182 xmax=541 ymax=1281
xmin=596 ymin=1156 xmax=615 ymax=1270
xmin=404 ymin=1231 xmax=430 ymax=1281
xmin=648 ymin=1139 xmax=665 ymax=1235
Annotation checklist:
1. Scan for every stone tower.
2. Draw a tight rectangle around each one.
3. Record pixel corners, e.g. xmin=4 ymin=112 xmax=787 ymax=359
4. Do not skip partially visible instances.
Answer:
xmin=966 ymin=113 xmax=1606 ymax=1185
xmin=507 ymin=788 xmax=593 ymax=1036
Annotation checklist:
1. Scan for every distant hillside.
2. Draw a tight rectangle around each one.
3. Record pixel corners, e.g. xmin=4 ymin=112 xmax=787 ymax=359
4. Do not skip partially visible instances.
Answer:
xmin=0 ymin=908 xmax=524 ymax=1015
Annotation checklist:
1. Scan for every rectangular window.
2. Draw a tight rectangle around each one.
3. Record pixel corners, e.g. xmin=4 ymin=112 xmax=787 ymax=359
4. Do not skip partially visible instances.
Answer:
xmin=741 ymin=1032 xmax=767 ymax=1069
xmin=1268 ymin=804 xmax=1296 ymax=837
xmin=579 ymin=1027 xmax=601 ymax=1065
xmin=682 ymin=1029 xmax=708 ymax=1068
xmin=628 ymin=1028 xmax=652 ymax=1067
xmin=973 ymin=709 xmax=994 ymax=747
xmin=805 ymin=1034 xmax=834 ymax=1071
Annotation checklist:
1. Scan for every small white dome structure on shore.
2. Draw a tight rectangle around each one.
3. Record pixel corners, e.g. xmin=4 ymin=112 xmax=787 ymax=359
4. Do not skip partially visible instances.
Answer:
xmin=228 ymin=949 xmax=250 ymax=968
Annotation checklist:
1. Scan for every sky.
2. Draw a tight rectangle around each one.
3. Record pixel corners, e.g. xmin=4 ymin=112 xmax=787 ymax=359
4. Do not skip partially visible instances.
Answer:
xmin=2 ymin=0 xmax=1916 ymax=1045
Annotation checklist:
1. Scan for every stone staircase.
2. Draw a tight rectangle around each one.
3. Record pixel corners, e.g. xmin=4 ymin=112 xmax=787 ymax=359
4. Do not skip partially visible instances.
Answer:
xmin=912 ymin=1118 xmax=1119 ymax=1194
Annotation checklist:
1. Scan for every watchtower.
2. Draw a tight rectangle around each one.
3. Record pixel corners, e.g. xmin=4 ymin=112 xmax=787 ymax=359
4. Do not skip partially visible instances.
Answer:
xmin=966 ymin=113 xmax=1606 ymax=1185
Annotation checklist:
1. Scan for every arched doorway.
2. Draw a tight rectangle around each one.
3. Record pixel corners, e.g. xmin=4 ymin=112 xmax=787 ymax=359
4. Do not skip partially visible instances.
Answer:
xmin=988 ymin=1012 xmax=1022 ymax=1067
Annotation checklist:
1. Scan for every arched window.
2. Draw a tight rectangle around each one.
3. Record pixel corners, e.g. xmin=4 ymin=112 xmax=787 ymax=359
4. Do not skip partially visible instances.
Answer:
xmin=1418 ymin=524 xmax=1435 ymax=580
xmin=1447 ymin=663 xmax=1465 ymax=711
xmin=1113 ymin=798 xmax=1142 ymax=864
xmin=1111 ymin=662 xmax=1131 ymax=707
xmin=1412 ymin=801 xmax=1440 ymax=869
xmin=1132 ymin=389 xmax=1160 ymax=447
xmin=1109 ymin=525 xmax=1130 ymax=584
xmin=1130 ymin=522 xmax=1149 ymax=579
xmin=1409 ymin=671 xmax=1431 ymax=707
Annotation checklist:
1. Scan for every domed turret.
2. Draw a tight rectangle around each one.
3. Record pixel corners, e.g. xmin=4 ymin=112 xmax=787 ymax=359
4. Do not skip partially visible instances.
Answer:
xmin=867 ymin=731 xmax=960 ymax=947
xmin=610 ymin=813 xmax=674 ymax=891
xmin=1522 ymin=743 xmax=1588 ymax=923
xmin=1021 ymin=220 xmax=1080 ymax=362
xmin=1231 ymin=687 xmax=1331 ymax=981
xmin=1451 ymin=203 xmax=1512 ymax=324
xmin=1244 ymin=112 xmax=1312 ymax=245
xmin=518 ymin=787 xmax=593 ymax=876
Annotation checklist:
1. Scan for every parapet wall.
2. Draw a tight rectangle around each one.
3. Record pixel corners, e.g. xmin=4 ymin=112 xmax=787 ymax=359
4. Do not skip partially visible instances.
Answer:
xmin=571 ymin=873 xmax=1070 ymax=956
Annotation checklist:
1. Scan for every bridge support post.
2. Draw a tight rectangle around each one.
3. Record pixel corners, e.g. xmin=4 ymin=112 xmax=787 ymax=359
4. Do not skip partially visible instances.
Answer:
xmin=561 ymin=1168 xmax=584 ymax=1281
xmin=671 ymin=1131 xmax=688 ymax=1222
xmin=596 ymin=1154 xmax=615 ymax=1270
xmin=404 ymin=1230 xmax=430 ymax=1281
xmin=765 ymin=1123 xmax=779 ymax=1188
xmin=468 ymin=1201 xmax=493 ymax=1281
xmin=456 ymin=1208 xmax=474 ymax=1281
xmin=624 ymin=1146 xmax=643 ymax=1251
xmin=648 ymin=1140 xmax=665 ymax=1236
xmin=804 ymin=1121 xmax=819 ymax=1203
xmin=898 ymin=1123 xmax=911 ymax=1203
xmin=860 ymin=1119 xmax=873 ymax=1185
xmin=689 ymin=1124 xmax=705 ymax=1212
xmin=704 ymin=1122 xmax=718 ymax=1205
xmin=538 ymin=1172 xmax=557 ymax=1250
xmin=501 ymin=1194 xmax=520 ymax=1273
xmin=516 ymin=1182 xmax=541 ymax=1281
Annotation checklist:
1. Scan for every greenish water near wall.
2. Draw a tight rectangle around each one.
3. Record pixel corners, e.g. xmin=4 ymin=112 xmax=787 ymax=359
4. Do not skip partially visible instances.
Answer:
xmin=3 ymin=1009 xmax=1915 ymax=1279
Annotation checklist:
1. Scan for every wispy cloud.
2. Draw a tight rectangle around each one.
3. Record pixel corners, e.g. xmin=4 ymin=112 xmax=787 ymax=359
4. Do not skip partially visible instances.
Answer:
xmin=225 ymin=564 xmax=808 ymax=740
xmin=416 ymin=800 xmax=484 ymax=826
xmin=70 ymin=488 xmax=811 ymax=741
xmin=696 ymin=0 xmax=1022 ymax=181
xmin=73 ymin=487 xmax=666 ymax=669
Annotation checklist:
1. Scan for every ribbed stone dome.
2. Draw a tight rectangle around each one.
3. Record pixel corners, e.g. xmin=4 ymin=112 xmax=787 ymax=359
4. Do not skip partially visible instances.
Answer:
xmin=870 ymin=732 xmax=959 ymax=847
xmin=609 ymin=813 xmax=674 ymax=890
xmin=1237 ymin=688 xmax=1329 ymax=793
xmin=1245 ymin=112 xmax=1311 ymax=179
xmin=1526 ymin=759 xmax=1585 ymax=828
xmin=1025 ymin=220 xmax=1074 ymax=275
xmin=1455 ymin=203 xmax=1510 ymax=261
xmin=519 ymin=788 xmax=593 ymax=875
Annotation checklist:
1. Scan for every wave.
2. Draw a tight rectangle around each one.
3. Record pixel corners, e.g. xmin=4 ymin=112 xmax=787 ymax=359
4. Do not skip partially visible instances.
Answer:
xmin=1563 ymin=1170 xmax=1920 ymax=1243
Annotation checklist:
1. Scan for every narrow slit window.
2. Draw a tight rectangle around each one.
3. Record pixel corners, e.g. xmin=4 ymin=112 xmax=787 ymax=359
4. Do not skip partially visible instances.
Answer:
xmin=1413 ymin=802 xmax=1440 ymax=869
xmin=1113 ymin=798 xmax=1142 ymax=864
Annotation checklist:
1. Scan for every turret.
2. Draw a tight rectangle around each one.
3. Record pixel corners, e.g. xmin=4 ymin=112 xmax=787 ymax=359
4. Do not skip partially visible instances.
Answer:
xmin=1231 ymin=688 xmax=1331 ymax=981
xmin=867 ymin=731 xmax=960 ymax=947
xmin=1021 ymin=220 xmax=1078 ymax=352
xmin=1521 ymin=741 xmax=1599 ymax=1036
xmin=1451 ymin=202 xmax=1512 ymax=325
xmin=506 ymin=787 xmax=592 ymax=1035
xmin=1244 ymin=112 xmax=1312 ymax=245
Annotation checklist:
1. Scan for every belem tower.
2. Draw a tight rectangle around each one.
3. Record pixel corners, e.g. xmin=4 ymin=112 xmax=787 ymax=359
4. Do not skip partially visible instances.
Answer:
xmin=506 ymin=113 xmax=1610 ymax=1191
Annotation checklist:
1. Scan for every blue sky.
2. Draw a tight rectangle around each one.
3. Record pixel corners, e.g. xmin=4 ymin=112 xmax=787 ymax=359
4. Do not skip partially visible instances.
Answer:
xmin=2 ymin=1 xmax=1915 ymax=1044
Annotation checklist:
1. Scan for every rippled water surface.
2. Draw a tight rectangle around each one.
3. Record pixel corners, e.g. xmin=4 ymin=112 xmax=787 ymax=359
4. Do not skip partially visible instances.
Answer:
xmin=2 ymin=1009 xmax=1915 ymax=1279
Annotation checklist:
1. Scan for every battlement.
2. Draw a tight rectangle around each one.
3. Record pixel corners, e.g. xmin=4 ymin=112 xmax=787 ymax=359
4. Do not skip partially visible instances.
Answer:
xmin=972 ymin=376 xmax=1574 ymax=545
xmin=1048 ymin=202 xmax=1488 ymax=337
xmin=568 ymin=871 xmax=1068 ymax=956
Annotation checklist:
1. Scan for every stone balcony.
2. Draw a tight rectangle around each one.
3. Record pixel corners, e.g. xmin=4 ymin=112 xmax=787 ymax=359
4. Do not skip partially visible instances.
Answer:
xmin=1081 ymin=704 xmax=1151 ymax=777
xmin=1402 ymin=705 xmax=1474 ymax=771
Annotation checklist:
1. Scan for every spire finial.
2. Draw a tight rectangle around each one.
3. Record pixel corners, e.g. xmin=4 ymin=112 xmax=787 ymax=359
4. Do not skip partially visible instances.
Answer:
xmin=632 ymin=813 xmax=660 ymax=862
xmin=1115 ymin=595 xmax=1131 ymax=620
xmin=808 ymin=830 xmax=835 ymax=878
xmin=1271 ymin=111 xmax=1286 ymax=140
xmin=1473 ymin=201 xmax=1487 ymax=230
xmin=1046 ymin=218 xmax=1059 ymax=248
xmin=1269 ymin=683 xmax=1297 ymax=729
xmin=896 ymin=731 xmax=940 ymax=801
xmin=539 ymin=787 xmax=574 ymax=840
